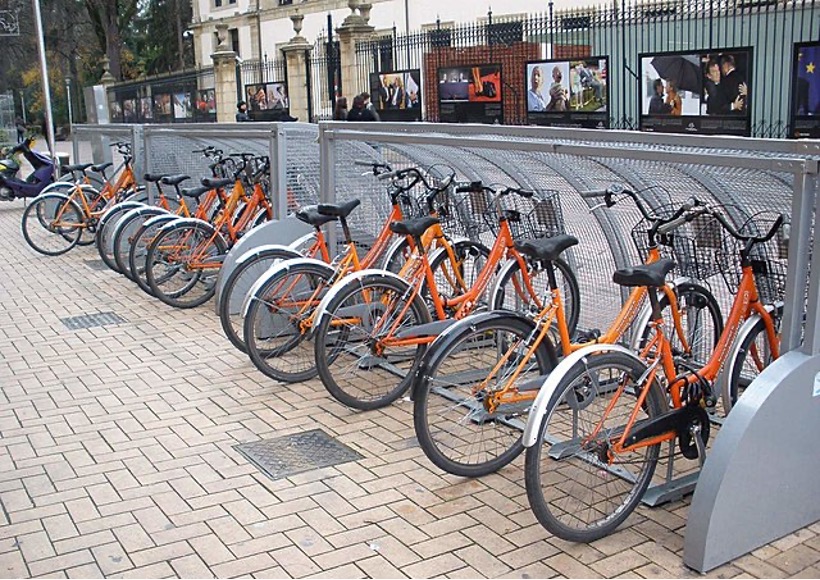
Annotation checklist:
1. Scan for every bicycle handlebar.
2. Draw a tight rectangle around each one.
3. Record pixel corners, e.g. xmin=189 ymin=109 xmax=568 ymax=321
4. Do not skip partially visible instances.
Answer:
xmin=706 ymin=207 xmax=785 ymax=245
xmin=656 ymin=204 xmax=708 ymax=236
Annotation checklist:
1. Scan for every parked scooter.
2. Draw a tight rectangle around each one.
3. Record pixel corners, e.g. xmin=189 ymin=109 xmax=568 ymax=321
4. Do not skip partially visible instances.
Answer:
xmin=0 ymin=138 xmax=55 ymax=201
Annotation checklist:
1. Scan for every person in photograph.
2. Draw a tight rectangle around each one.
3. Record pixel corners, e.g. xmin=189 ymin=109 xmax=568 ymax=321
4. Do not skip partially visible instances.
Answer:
xmin=648 ymin=78 xmax=672 ymax=115
xmin=254 ymin=86 xmax=268 ymax=110
xmin=665 ymin=80 xmax=682 ymax=116
xmin=720 ymin=54 xmax=748 ymax=114
xmin=527 ymin=65 xmax=548 ymax=112
xmin=703 ymin=58 xmax=729 ymax=115
xmin=405 ymin=73 xmax=420 ymax=108
xmin=378 ymin=76 xmax=391 ymax=109
xmin=269 ymin=85 xmax=288 ymax=110
xmin=576 ymin=62 xmax=604 ymax=102
xmin=390 ymin=76 xmax=406 ymax=109
xmin=547 ymin=66 xmax=569 ymax=111
xmin=123 ymin=100 xmax=136 ymax=123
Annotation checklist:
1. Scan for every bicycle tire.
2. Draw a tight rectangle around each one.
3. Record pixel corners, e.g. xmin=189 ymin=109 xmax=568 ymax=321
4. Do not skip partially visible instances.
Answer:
xmin=726 ymin=307 xmax=781 ymax=410
xmin=414 ymin=312 xmax=557 ymax=477
xmin=113 ymin=207 xmax=168 ymax=280
xmin=426 ymin=240 xmax=491 ymax=308
xmin=22 ymin=194 xmax=84 ymax=256
xmin=95 ymin=202 xmax=146 ymax=272
xmin=313 ymin=272 xmax=432 ymax=410
xmin=244 ymin=261 xmax=335 ymax=382
xmin=219 ymin=247 xmax=302 ymax=354
xmin=524 ymin=351 xmax=664 ymax=542
xmin=129 ymin=215 xmax=182 ymax=296
xmin=637 ymin=282 xmax=723 ymax=370
xmin=492 ymin=257 xmax=581 ymax=340
xmin=145 ymin=221 xmax=227 ymax=309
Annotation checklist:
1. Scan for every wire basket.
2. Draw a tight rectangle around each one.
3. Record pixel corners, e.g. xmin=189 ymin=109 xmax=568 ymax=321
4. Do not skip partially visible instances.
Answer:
xmin=631 ymin=206 xmax=726 ymax=280
xmin=446 ymin=185 xmax=496 ymax=241
xmin=483 ymin=188 xmax=565 ymax=241
xmin=716 ymin=210 xmax=789 ymax=304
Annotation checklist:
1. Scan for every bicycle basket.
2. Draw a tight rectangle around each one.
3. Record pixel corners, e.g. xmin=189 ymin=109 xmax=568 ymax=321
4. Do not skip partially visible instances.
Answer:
xmin=631 ymin=205 xmax=725 ymax=280
xmin=485 ymin=188 xmax=565 ymax=241
xmin=449 ymin=185 xmax=495 ymax=240
xmin=717 ymin=210 xmax=788 ymax=304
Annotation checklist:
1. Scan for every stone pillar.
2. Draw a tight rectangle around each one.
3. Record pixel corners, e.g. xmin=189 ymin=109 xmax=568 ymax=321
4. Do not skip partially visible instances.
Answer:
xmin=211 ymin=23 xmax=241 ymax=123
xmin=282 ymin=12 xmax=312 ymax=122
xmin=336 ymin=0 xmax=374 ymax=100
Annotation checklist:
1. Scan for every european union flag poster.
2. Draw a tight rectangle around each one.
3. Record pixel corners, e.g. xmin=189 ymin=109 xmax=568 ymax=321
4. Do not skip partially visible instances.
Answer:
xmin=792 ymin=41 xmax=820 ymax=138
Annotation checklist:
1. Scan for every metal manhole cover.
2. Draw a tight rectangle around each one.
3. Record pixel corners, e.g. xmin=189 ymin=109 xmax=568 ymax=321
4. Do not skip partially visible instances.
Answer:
xmin=60 ymin=312 xmax=126 ymax=330
xmin=234 ymin=428 xmax=364 ymax=480
xmin=84 ymin=259 xmax=108 ymax=271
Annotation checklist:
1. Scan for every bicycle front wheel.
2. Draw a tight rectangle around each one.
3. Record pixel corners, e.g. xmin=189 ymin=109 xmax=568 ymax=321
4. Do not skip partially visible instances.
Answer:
xmin=22 ymin=194 xmax=84 ymax=256
xmin=244 ymin=261 xmax=334 ymax=382
xmin=113 ymin=207 xmax=168 ymax=280
xmin=725 ymin=308 xmax=781 ymax=412
xmin=314 ymin=273 xmax=432 ymax=410
xmin=524 ymin=351 xmax=664 ymax=542
xmin=145 ymin=222 xmax=226 ymax=308
xmin=414 ymin=313 xmax=556 ymax=477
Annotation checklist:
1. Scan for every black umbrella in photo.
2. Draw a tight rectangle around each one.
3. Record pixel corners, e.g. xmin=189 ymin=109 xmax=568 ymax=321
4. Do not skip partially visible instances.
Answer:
xmin=651 ymin=54 xmax=703 ymax=95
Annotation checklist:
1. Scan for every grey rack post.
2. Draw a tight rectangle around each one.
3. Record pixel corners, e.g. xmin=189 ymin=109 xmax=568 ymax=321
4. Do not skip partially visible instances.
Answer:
xmin=684 ymin=151 xmax=820 ymax=573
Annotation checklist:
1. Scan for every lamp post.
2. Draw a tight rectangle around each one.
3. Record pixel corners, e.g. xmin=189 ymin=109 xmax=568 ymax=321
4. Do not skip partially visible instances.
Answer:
xmin=31 ymin=0 xmax=56 ymax=164
xmin=19 ymin=89 xmax=26 ymax=124
xmin=65 ymin=78 xmax=73 ymax=127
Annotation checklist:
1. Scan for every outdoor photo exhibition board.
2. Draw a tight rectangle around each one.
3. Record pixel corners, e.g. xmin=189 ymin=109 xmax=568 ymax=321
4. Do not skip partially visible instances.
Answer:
xmin=244 ymin=81 xmax=291 ymax=121
xmin=370 ymin=70 xmax=422 ymax=121
xmin=438 ymin=64 xmax=503 ymax=124
xmin=109 ymin=84 xmax=214 ymax=123
xmin=526 ymin=57 xmax=609 ymax=128
xmin=639 ymin=48 xmax=752 ymax=136
xmin=791 ymin=41 xmax=820 ymax=139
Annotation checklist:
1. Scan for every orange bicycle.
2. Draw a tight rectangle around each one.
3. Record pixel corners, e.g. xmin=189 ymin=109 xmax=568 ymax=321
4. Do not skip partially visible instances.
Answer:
xmin=310 ymin=181 xmax=578 ymax=411
xmin=411 ymin=186 xmax=723 ymax=477
xmin=523 ymin=202 xmax=785 ymax=542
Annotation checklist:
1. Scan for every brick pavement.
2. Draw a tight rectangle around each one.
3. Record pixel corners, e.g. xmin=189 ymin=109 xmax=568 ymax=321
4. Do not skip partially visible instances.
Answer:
xmin=1 ymin=198 xmax=819 ymax=579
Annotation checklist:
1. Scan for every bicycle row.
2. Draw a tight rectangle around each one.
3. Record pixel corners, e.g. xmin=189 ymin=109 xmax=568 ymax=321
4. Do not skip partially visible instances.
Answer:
xmin=21 ymin=155 xmax=788 ymax=543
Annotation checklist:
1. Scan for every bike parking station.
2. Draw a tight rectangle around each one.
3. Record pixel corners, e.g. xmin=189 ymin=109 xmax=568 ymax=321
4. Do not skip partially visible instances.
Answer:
xmin=61 ymin=120 xmax=820 ymax=572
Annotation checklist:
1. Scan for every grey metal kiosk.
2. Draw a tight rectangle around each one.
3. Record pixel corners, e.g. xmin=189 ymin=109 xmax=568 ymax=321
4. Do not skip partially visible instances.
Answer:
xmin=684 ymin=147 xmax=820 ymax=572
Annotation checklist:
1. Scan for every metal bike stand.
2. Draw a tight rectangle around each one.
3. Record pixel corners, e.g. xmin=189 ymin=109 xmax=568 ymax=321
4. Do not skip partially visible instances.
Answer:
xmin=684 ymin=151 xmax=820 ymax=572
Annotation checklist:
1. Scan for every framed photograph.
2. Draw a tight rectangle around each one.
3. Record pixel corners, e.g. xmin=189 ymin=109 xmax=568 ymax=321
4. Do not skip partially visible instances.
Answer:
xmin=369 ymin=69 xmax=422 ymax=121
xmin=438 ymin=63 xmax=503 ymax=124
xmin=526 ymin=57 xmax=609 ymax=128
xmin=790 ymin=41 xmax=820 ymax=138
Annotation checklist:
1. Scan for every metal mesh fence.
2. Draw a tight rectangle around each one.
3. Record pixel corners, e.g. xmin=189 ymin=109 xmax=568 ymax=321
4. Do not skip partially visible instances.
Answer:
xmin=320 ymin=122 xmax=814 ymax=343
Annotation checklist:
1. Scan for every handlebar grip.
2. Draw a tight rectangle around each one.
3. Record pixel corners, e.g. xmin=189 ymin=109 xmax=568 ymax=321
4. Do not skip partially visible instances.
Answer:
xmin=580 ymin=190 xmax=608 ymax=199
xmin=455 ymin=181 xmax=483 ymax=193
xmin=656 ymin=207 xmax=708 ymax=236
xmin=377 ymin=170 xmax=398 ymax=181
xmin=354 ymin=160 xmax=374 ymax=167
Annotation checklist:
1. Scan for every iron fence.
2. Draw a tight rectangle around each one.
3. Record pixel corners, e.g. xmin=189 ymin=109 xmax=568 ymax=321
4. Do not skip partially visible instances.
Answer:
xmin=238 ymin=56 xmax=288 ymax=94
xmin=353 ymin=0 xmax=820 ymax=137
xmin=309 ymin=34 xmax=342 ymax=121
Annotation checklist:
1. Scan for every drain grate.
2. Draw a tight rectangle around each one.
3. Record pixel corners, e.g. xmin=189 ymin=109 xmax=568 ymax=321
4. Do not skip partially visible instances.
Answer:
xmin=60 ymin=311 xmax=126 ymax=330
xmin=84 ymin=259 xmax=108 ymax=271
xmin=234 ymin=428 xmax=364 ymax=480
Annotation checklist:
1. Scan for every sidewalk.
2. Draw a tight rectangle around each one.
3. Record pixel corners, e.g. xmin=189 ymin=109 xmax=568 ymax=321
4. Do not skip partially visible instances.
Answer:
xmin=0 ymin=199 xmax=819 ymax=578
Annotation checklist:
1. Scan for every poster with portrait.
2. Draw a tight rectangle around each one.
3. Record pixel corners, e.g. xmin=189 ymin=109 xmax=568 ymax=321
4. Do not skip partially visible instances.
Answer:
xmin=438 ymin=64 xmax=503 ymax=124
xmin=369 ymin=69 xmax=422 ymax=121
xmin=791 ymin=41 xmax=820 ymax=139
xmin=194 ymin=89 xmax=217 ymax=121
xmin=526 ymin=57 xmax=609 ymax=129
xmin=108 ymin=99 xmax=123 ymax=123
xmin=153 ymin=92 xmax=172 ymax=121
xmin=245 ymin=81 xmax=291 ymax=120
xmin=122 ymin=99 xmax=137 ymax=123
xmin=639 ymin=48 xmax=752 ymax=136
xmin=139 ymin=96 xmax=153 ymax=121
xmin=173 ymin=91 xmax=192 ymax=120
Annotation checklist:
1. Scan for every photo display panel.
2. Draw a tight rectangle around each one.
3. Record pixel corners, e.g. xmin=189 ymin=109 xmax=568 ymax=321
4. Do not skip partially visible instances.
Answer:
xmin=370 ymin=70 xmax=422 ymax=121
xmin=526 ymin=57 xmax=609 ymax=128
xmin=791 ymin=41 xmax=820 ymax=138
xmin=640 ymin=48 xmax=752 ymax=136
xmin=438 ymin=64 xmax=503 ymax=124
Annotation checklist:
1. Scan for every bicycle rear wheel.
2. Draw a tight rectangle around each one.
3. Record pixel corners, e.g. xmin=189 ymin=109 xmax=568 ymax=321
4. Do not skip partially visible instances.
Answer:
xmin=95 ymin=201 xmax=145 ymax=272
xmin=219 ymin=247 xmax=301 ymax=354
xmin=414 ymin=313 xmax=556 ymax=477
xmin=244 ymin=261 xmax=334 ymax=382
xmin=525 ymin=351 xmax=663 ymax=542
xmin=22 ymin=194 xmax=84 ymax=256
xmin=313 ymin=273 xmax=432 ymax=410
xmin=129 ymin=215 xmax=180 ymax=295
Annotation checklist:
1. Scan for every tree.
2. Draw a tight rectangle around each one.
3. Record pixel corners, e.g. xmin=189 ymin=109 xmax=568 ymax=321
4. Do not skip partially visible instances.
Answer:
xmin=83 ymin=0 xmax=139 ymax=80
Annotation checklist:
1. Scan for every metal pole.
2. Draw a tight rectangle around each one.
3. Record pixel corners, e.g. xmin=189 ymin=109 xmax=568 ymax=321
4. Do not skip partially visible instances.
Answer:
xmin=404 ymin=0 xmax=409 ymax=35
xmin=32 ymin=0 xmax=56 ymax=164
xmin=66 ymin=79 xmax=73 ymax=128
xmin=19 ymin=89 xmax=26 ymax=125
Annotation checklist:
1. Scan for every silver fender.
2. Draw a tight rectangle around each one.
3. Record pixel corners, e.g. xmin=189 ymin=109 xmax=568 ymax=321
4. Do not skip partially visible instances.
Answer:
xmin=312 ymin=268 xmax=411 ymax=331
xmin=155 ymin=217 xmax=227 ymax=258
xmin=241 ymin=257 xmax=334 ymax=317
xmin=523 ymin=343 xmax=647 ymax=448
xmin=112 ymin=206 xmax=168 ymax=240
xmin=236 ymin=244 xmax=300 ymax=266
xmin=98 ymin=201 xmax=146 ymax=226
xmin=715 ymin=301 xmax=782 ymax=416
xmin=40 ymin=182 xmax=99 ymax=196
xmin=381 ymin=236 xmax=411 ymax=269
xmin=142 ymin=213 xmax=180 ymax=229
